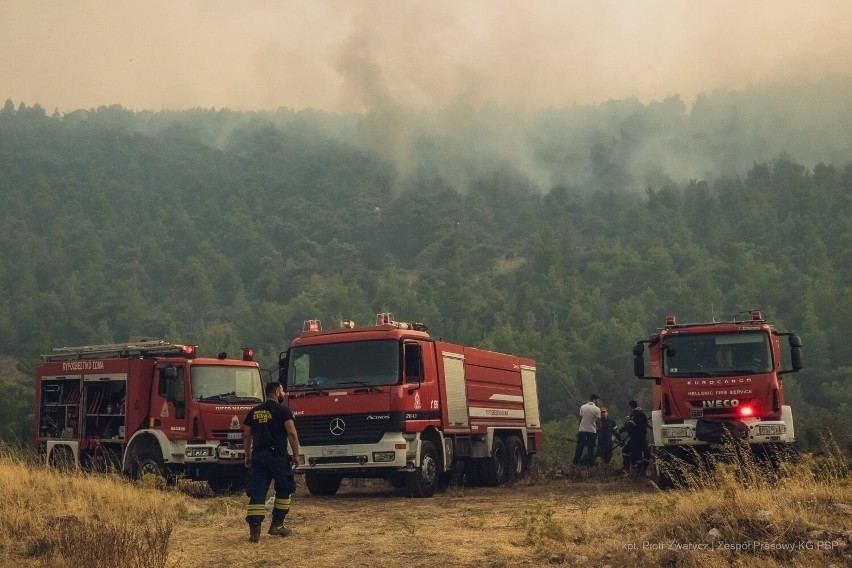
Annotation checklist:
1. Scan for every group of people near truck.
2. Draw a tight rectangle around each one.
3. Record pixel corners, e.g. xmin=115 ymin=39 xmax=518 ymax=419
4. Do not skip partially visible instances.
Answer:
xmin=572 ymin=394 xmax=650 ymax=476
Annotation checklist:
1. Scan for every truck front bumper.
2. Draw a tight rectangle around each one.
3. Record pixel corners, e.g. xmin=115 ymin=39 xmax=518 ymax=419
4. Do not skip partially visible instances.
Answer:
xmin=651 ymin=406 xmax=795 ymax=447
xmin=296 ymin=432 xmax=414 ymax=473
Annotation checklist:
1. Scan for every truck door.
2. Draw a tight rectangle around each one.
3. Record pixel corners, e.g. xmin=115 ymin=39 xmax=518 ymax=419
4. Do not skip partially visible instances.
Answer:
xmin=404 ymin=341 xmax=437 ymax=419
xmin=155 ymin=365 xmax=190 ymax=440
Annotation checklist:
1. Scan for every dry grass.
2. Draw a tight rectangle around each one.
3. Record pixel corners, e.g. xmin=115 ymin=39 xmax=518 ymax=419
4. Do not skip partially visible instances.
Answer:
xmin=0 ymin=443 xmax=202 ymax=568
xmin=2 ymin=439 xmax=850 ymax=568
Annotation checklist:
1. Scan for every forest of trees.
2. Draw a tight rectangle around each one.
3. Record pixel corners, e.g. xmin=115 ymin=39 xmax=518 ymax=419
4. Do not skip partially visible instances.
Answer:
xmin=0 ymin=80 xmax=850 ymax=452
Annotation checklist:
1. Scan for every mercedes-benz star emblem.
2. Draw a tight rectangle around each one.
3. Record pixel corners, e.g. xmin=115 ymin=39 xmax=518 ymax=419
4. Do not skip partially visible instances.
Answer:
xmin=329 ymin=417 xmax=346 ymax=436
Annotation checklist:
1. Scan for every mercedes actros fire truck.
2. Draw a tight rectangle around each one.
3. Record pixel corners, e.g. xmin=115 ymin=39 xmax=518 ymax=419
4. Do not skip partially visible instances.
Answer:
xmin=33 ymin=339 xmax=264 ymax=492
xmin=278 ymin=314 xmax=544 ymax=497
xmin=632 ymin=311 xmax=803 ymax=487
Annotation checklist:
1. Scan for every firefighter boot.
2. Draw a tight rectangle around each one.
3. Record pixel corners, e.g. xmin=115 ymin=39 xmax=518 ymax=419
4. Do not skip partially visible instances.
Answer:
xmin=268 ymin=523 xmax=292 ymax=537
xmin=249 ymin=523 xmax=261 ymax=543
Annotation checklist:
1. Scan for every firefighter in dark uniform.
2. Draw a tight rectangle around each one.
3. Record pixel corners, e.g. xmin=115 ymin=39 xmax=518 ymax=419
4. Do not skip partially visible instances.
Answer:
xmin=244 ymin=381 xmax=300 ymax=542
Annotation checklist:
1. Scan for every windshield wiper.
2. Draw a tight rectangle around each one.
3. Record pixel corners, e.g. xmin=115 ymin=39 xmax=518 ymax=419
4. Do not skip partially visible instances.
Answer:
xmin=289 ymin=384 xmax=329 ymax=398
xmin=199 ymin=391 xmax=237 ymax=402
xmin=339 ymin=381 xmax=384 ymax=393
xmin=669 ymin=371 xmax=713 ymax=377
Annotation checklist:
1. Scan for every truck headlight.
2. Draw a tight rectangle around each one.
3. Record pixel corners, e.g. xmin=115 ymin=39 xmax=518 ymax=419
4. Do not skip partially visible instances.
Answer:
xmin=756 ymin=424 xmax=786 ymax=436
xmin=372 ymin=451 xmax=396 ymax=463
xmin=661 ymin=427 xmax=690 ymax=438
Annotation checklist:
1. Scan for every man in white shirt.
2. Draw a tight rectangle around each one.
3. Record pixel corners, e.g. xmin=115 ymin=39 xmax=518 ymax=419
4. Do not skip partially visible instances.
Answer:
xmin=572 ymin=394 xmax=601 ymax=466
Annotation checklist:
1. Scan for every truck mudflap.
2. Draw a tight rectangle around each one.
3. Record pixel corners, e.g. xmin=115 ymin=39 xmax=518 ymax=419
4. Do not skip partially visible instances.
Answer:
xmin=695 ymin=418 xmax=749 ymax=443
xmin=651 ymin=409 xmax=796 ymax=447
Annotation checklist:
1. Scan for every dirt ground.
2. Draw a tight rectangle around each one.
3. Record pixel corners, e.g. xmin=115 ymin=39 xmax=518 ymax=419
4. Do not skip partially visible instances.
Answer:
xmin=168 ymin=470 xmax=662 ymax=568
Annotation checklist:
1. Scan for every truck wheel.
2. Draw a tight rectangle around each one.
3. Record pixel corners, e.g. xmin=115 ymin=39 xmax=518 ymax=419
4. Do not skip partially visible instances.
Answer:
xmin=506 ymin=436 xmax=527 ymax=481
xmin=304 ymin=471 xmax=342 ymax=496
xmin=406 ymin=440 xmax=439 ymax=498
xmin=133 ymin=450 xmax=176 ymax=486
xmin=480 ymin=437 xmax=508 ymax=487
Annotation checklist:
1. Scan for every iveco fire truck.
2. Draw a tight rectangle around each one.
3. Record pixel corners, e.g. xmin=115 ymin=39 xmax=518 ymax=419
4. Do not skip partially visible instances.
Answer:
xmin=33 ymin=339 xmax=264 ymax=492
xmin=632 ymin=311 xmax=803 ymax=487
xmin=279 ymin=314 xmax=543 ymax=498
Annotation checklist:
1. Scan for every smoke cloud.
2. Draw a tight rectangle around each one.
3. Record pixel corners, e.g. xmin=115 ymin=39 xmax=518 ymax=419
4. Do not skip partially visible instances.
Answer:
xmin=2 ymin=1 xmax=851 ymax=114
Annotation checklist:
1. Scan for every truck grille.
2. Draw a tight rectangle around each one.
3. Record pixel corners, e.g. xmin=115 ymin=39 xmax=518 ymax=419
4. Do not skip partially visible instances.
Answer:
xmin=210 ymin=429 xmax=243 ymax=440
xmin=296 ymin=412 xmax=404 ymax=446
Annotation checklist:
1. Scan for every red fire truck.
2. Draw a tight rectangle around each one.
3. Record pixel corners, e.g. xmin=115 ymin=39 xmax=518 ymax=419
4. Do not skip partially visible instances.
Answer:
xmin=33 ymin=339 xmax=264 ymax=492
xmin=632 ymin=311 xmax=803 ymax=487
xmin=278 ymin=314 xmax=543 ymax=497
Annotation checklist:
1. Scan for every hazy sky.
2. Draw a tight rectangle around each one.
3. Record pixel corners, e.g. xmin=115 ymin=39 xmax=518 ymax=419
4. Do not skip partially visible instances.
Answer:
xmin=2 ymin=0 xmax=851 ymax=114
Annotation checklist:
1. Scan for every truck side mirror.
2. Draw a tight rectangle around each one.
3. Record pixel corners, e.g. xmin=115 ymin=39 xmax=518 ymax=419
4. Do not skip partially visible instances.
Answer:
xmin=632 ymin=343 xmax=646 ymax=378
xmin=789 ymin=334 xmax=803 ymax=372
xmin=404 ymin=343 xmax=423 ymax=384
xmin=278 ymin=351 xmax=289 ymax=386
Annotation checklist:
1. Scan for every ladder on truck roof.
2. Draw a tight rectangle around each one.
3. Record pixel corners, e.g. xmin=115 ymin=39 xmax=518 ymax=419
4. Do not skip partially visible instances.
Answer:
xmin=41 ymin=339 xmax=190 ymax=361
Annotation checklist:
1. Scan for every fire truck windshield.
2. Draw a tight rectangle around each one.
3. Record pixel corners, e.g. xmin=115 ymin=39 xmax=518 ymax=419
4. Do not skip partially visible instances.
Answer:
xmin=287 ymin=339 xmax=400 ymax=390
xmin=191 ymin=365 xmax=264 ymax=402
xmin=663 ymin=331 xmax=773 ymax=377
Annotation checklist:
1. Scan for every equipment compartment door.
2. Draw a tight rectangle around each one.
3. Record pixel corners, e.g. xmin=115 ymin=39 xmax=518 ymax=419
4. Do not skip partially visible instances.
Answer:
xmin=442 ymin=353 xmax=469 ymax=427
xmin=521 ymin=365 xmax=540 ymax=429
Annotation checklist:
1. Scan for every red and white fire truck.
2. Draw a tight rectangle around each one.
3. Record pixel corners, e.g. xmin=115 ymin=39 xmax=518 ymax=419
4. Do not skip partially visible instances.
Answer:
xmin=632 ymin=311 xmax=803 ymax=487
xmin=33 ymin=339 xmax=264 ymax=492
xmin=278 ymin=314 xmax=543 ymax=497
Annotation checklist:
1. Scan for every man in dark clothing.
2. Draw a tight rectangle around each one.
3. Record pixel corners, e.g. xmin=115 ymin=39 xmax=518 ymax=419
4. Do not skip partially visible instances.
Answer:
xmin=244 ymin=381 xmax=301 ymax=542
xmin=595 ymin=407 xmax=618 ymax=464
xmin=620 ymin=400 xmax=649 ymax=477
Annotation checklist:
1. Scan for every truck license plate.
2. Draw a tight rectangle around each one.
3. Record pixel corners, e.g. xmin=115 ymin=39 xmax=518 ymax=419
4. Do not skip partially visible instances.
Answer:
xmin=227 ymin=432 xmax=242 ymax=440
xmin=323 ymin=448 xmax=349 ymax=457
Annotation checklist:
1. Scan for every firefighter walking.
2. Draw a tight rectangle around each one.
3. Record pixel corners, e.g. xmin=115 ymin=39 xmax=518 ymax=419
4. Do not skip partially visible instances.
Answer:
xmin=244 ymin=381 xmax=301 ymax=542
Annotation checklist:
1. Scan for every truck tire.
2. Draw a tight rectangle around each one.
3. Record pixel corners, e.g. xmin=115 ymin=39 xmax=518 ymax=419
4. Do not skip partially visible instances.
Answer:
xmin=133 ymin=449 xmax=176 ymax=486
xmin=406 ymin=440 xmax=439 ymax=498
xmin=506 ymin=436 xmax=527 ymax=481
xmin=304 ymin=471 xmax=342 ymax=496
xmin=480 ymin=437 xmax=508 ymax=487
